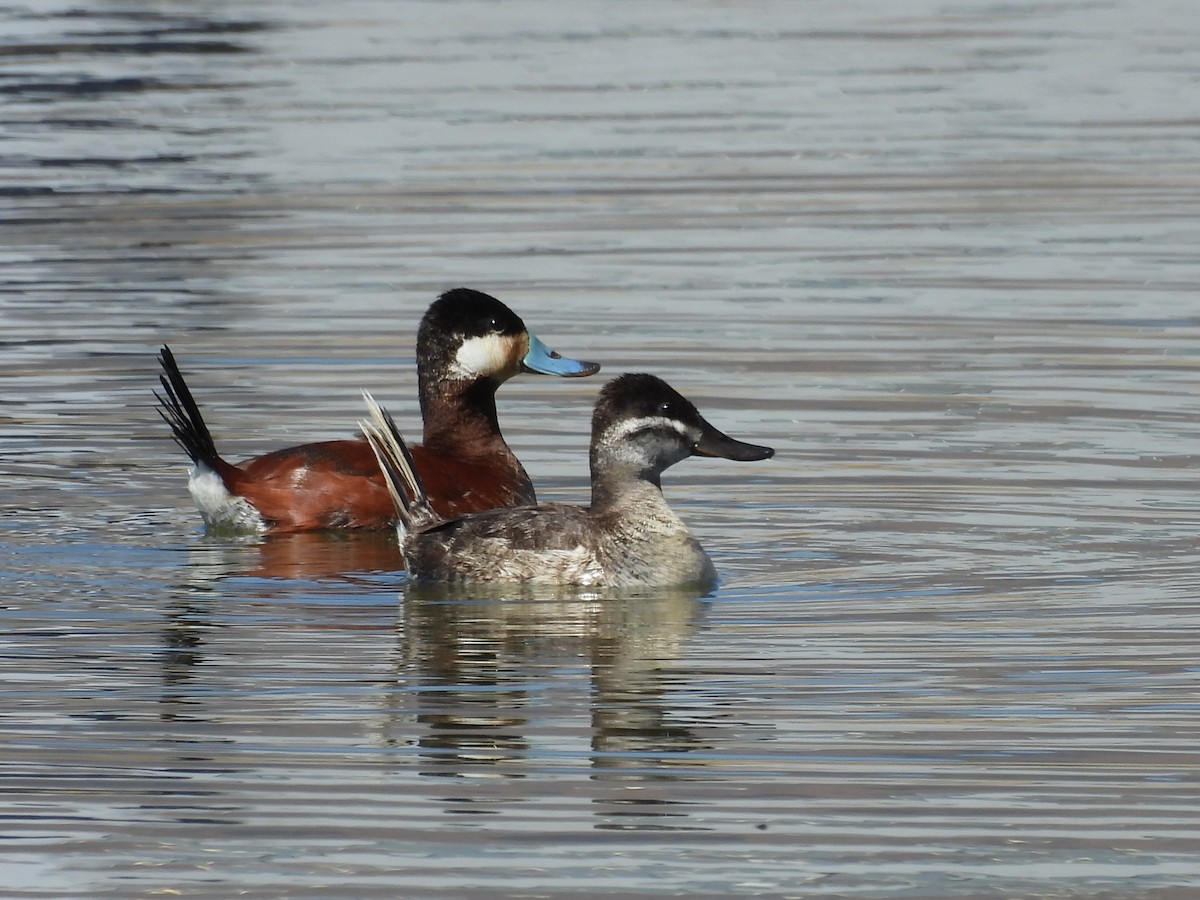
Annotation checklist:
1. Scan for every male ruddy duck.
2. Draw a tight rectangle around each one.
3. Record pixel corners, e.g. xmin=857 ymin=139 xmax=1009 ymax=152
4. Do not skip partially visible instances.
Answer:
xmin=156 ymin=288 xmax=599 ymax=532
xmin=359 ymin=373 xmax=774 ymax=588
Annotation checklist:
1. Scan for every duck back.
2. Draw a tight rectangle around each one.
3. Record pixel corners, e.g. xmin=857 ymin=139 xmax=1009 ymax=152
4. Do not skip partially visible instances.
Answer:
xmin=408 ymin=483 xmax=714 ymax=588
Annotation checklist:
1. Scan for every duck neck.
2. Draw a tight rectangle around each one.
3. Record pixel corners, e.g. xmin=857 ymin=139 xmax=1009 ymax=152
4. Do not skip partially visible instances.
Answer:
xmin=589 ymin=468 xmax=666 ymax=517
xmin=419 ymin=377 xmax=509 ymax=456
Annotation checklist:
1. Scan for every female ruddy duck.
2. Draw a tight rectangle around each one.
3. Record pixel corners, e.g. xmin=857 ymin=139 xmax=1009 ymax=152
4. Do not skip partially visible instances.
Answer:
xmin=156 ymin=288 xmax=599 ymax=532
xmin=359 ymin=373 xmax=774 ymax=588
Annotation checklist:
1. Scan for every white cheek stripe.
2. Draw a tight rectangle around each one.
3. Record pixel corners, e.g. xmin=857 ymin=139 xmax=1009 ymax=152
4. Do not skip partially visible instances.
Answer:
xmin=449 ymin=334 xmax=512 ymax=378
xmin=604 ymin=415 xmax=692 ymax=444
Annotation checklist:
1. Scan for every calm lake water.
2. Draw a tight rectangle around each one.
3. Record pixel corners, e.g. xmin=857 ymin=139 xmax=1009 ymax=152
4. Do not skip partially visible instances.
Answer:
xmin=3 ymin=0 xmax=1200 ymax=896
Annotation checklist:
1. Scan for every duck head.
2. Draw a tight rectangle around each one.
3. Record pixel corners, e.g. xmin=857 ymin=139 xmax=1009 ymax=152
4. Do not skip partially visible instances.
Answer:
xmin=590 ymin=373 xmax=773 ymax=486
xmin=418 ymin=288 xmax=600 ymax=392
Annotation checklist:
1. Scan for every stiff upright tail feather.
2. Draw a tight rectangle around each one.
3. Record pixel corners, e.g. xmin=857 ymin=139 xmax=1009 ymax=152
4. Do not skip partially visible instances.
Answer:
xmin=358 ymin=391 xmax=439 ymax=535
xmin=154 ymin=345 xmax=221 ymax=468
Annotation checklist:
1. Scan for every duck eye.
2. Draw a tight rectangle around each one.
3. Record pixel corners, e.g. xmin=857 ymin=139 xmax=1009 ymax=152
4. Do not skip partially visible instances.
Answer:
xmin=659 ymin=401 xmax=671 ymax=415
xmin=488 ymin=317 xmax=499 ymax=331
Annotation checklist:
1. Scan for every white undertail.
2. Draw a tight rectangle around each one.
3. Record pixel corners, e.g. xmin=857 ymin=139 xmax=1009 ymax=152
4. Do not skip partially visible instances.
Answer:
xmin=187 ymin=464 xmax=266 ymax=532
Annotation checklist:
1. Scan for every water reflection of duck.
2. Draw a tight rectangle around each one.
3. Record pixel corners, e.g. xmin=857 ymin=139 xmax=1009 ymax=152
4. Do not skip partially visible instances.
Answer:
xmin=238 ymin=529 xmax=405 ymax=580
xmin=156 ymin=288 xmax=599 ymax=533
xmin=390 ymin=582 xmax=710 ymax=778
xmin=360 ymin=373 xmax=774 ymax=588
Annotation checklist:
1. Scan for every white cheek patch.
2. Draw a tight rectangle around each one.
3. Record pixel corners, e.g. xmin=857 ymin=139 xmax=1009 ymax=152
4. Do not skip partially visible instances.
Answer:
xmin=604 ymin=415 xmax=693 ymax=445
xmin=450 ymin=334 xmax=513 ymax=379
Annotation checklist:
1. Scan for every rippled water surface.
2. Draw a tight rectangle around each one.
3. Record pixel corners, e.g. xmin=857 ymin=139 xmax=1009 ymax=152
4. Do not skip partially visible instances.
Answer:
xmin=3 ymin=0 xmax=1200 ymax=896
